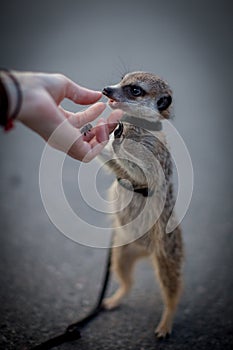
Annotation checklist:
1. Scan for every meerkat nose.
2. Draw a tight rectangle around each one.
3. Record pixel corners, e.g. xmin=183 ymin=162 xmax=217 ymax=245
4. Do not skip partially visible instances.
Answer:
xmin=102 ymin=86 xmax=114 ymax=98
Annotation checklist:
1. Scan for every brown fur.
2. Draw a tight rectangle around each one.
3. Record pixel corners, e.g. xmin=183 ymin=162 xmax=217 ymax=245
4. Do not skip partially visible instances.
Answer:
xmin=101 ymin=72 xmax=184 ymax=338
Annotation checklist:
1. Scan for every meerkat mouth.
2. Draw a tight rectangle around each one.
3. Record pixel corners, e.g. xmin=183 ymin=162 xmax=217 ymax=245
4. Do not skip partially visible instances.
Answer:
xmin=109 ymin=98 xmax=121 ymax=108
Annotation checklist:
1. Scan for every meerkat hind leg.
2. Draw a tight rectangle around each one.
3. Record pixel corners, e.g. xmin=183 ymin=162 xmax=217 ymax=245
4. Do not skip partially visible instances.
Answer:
xmin=103 ymin=243 xmax=148 ymax=310
xmin=152 ymin=230 xmax=183 ymax=338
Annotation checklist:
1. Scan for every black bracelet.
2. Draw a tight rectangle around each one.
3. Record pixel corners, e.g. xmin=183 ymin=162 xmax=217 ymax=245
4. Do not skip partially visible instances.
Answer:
xmin=0 ymin=75 xmax=9 ymax=127
xmin=1 ymin=69 xmax=23 ymax=120
xmin=0 ymin=69 xmax=23 ymax=131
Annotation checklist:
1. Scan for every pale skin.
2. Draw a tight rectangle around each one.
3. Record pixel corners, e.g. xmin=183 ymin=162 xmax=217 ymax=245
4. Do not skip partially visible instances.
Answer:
xmin=1 ymin=71 xmax=123 ymax=161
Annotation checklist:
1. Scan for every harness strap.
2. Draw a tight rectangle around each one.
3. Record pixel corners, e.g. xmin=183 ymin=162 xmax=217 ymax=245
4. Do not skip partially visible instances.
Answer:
xmin=121 ymin=115 xmax=162 ymax=131
xmin=117 ymin=178 xmax=154 ymax=197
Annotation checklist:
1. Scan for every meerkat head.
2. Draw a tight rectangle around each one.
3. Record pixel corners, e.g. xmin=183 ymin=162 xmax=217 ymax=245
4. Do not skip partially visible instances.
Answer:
xmin=102 ymin=72 xmax=173 ymax=120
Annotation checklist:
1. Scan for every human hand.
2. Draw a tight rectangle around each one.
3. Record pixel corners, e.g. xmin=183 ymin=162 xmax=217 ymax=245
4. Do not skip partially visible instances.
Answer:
xmin=3 ymin=71 xmax=123 ymax=161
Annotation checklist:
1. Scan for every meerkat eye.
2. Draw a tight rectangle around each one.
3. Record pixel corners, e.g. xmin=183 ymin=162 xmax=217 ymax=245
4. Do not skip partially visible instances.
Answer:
xmin=130 ymin=86 xmax=144 ymax=97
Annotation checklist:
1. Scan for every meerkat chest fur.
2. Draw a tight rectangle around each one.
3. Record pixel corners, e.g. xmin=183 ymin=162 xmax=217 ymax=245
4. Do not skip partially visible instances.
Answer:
xmin=105 ymin=123 xmax=173 ymax=245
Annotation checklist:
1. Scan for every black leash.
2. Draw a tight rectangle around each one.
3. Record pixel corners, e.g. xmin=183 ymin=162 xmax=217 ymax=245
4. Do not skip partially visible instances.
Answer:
xmin=30 ymin=247 xmax=112 ymax=350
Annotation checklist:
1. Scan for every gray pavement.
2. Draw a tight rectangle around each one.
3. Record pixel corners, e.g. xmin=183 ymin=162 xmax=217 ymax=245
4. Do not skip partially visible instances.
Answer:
xmin=0 ymin=1 xmax=233 ymax=349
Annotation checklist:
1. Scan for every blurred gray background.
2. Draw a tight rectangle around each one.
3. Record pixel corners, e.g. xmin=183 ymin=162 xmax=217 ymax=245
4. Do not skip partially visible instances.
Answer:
xmin=0 ymin=0 xmax=233 ymax=349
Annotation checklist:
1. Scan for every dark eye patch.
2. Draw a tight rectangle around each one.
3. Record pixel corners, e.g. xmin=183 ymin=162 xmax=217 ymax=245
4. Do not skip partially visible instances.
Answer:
xmin=157 ymin=95 xmax=172 ymax=111
xmin=123 ymin=85 xmax=145 ymax=98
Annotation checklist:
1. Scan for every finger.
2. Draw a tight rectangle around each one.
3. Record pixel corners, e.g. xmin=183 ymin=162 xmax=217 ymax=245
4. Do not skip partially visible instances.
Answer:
xmin=82 ymin=130 xmax=95 ymax=142
xmin=81 ymin=142 xmax=107 ymax=163
xmin=82 ymin=117 xmax=109 ymax=144
xmin=82 ymin=109 xmax=124 ymax=143
xmin=82 ymin=121 xmax=107 ymax=144
xmin=61 ymin=123 xmax=101 ymax=162
xmin=68 ymin=140 xmax=91 ymax=161
xmin=68 ymin=102 xmax=106 ymax=128
xmin=68 ymin=138 xmax=106 ymax=162
xmin=40 ymin=73 xmax=102 ymax=105
xmin=64 ymin=78 xmax=102 ymax=105
xmin=68 ymin=122 xmax=108 ymax=161
xmin=93 ymin=118 xmax=109 ymax=143
xmin=59 ymin=106 xmax=75 ymax=119
xmin=106 ymin=109 xmax=124 ymax=133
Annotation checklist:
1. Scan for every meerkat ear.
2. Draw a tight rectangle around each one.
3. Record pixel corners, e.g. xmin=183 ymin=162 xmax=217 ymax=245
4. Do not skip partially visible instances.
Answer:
xmin=157 ymin=94 xmax=172 ymax=112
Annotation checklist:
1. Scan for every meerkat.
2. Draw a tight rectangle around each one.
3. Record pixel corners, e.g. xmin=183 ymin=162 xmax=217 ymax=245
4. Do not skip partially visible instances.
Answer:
xmin=100 ymin=72 xmax=184 ymax=339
